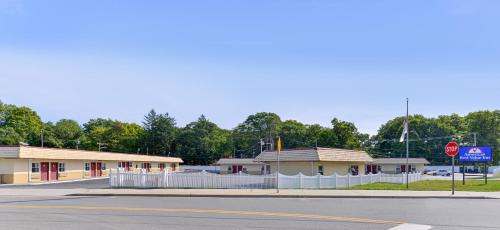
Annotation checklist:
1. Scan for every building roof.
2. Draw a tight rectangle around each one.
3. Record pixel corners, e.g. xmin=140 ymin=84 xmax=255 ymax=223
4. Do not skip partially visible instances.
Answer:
xmin=373 ymin=158 xmax=430 ymax=165
xmin=0 ymin=146 xmax=183 ymax=163
xmin=216 ymin=158 xmax=265 ymax=165
xmin=255 ymin=147 xmax=373 ymax=162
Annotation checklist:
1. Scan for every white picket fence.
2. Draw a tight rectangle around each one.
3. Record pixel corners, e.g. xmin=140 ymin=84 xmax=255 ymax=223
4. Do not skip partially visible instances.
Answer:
xmin=109 ymin=169 xmax=422 ymax=189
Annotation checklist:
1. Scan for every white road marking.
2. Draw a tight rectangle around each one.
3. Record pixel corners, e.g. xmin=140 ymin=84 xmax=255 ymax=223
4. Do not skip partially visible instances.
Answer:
xmin=389 ymin=223 xmax=432 ymax=230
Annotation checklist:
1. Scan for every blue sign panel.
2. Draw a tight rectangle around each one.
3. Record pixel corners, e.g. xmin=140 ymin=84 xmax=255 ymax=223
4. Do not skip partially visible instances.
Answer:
xmin=458 ymin=146 xmax=493 ymax=162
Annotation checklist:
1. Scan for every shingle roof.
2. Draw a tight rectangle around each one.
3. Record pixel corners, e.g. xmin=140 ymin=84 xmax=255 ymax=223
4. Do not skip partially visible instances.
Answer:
xmin=255 ymin=147 xmax=373 ymax=162
xmin=0 ymin=146 xmax=183 ymax=163
xmin=216 ymin=158 xmax=265 ymax=165
xmin=373 ymin=158 xmax=430 ymax=165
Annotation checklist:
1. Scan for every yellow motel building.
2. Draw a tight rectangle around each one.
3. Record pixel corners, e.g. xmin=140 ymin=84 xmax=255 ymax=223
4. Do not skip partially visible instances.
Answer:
xmin=0 ymin=145 xmax=183 ymax=184
xmin=255 ymin=147 xmax=373 ymax=176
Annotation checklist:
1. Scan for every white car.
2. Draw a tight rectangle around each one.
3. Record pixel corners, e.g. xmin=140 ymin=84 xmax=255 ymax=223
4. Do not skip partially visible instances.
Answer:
xmin=425 ymin=170 xmax=437 ymax=175
xmin=433 ymin=170 xmax=451 ymax=176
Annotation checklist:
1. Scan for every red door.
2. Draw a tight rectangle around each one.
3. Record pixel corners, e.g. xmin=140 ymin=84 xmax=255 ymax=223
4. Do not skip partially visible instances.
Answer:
xmin=41 ymin=162 xmax=49 ymax=181
xmin=232 ymin=165 xmax=243 ymax=173
xmin=159 ymin=163 xmax=164 ymax=171
xmin=91 ymin=162 xmax=97 ymax=177
xmin=401 ymin=165 xmax=406 ymax=173
xmin=96 ymin=162 xmax=102 ymax=176
xmin=125 ymin=162 xmax=130 ymax=171
xmin=50 ymin=162 xmax=58 ymax=180
xmin=146 ymin=163 xmax=151 ymax=172
xmin=170 ymin=163 xmax=176 ymax=172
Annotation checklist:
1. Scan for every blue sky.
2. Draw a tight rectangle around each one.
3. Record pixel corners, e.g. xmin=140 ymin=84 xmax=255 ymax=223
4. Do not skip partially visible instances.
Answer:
xmin=1 ymin=0 xmax=499 ymax=135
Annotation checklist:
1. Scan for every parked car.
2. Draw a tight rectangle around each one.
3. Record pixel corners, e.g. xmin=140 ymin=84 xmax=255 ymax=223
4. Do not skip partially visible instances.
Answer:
xmin=433 ymin=169 xmax=451 ymax=176
xmin=424 ymin=170 xmax=437 ymax=175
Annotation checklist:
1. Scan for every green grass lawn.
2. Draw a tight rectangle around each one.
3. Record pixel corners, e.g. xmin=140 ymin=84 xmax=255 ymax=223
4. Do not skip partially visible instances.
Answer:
xmin=343 ymin=180 xmax=500 ymax=192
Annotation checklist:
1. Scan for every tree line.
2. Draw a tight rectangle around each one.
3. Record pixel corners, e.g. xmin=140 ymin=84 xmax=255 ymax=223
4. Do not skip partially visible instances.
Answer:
xmin=0 ymin=100 xmax=498 ymax=165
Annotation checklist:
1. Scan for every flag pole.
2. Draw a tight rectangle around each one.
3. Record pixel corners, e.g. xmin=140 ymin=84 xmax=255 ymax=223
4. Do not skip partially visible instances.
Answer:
xmin=406 ymin=98 xmax=409 ymax=189
xmin=276 ymin=137 xmax=281 ymax=193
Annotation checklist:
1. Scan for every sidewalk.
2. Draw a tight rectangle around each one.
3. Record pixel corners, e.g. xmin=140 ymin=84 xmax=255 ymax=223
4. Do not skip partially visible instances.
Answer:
xmin=70 ymin=189 xmax=500 ymax=199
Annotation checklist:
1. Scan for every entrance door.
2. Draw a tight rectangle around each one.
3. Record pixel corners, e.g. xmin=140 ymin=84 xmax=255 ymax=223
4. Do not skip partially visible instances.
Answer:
xmin=232 ymin=165 xmax=243 ymax=173
xmin=400 ymin=165 xmax=406 ymax=173
xmin=41 ymin=162 xmax=49 ymax=181
xmin=96 ymin=162 xmax=102 ymax=177
xmin=50 ymin=162 xmax=58 ymax=180
xmin=91 ymin=162 xmax=97 ymax=177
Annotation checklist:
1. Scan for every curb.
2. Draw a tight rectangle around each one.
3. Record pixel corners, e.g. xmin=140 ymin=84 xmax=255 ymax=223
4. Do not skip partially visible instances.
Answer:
xmin=66 ymin=193 xmax=497 ymax=199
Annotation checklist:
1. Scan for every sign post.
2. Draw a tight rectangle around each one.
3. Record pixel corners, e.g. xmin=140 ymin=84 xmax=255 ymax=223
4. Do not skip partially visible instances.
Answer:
xmin=445 ymin=142 xmax=459 ymax=195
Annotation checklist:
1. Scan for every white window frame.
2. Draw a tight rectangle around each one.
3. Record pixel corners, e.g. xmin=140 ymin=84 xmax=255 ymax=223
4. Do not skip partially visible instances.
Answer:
xmin=31 ymin=163 xmax=40 ymax=173
xmin=58 ymin=163 xmax=65 ymax=172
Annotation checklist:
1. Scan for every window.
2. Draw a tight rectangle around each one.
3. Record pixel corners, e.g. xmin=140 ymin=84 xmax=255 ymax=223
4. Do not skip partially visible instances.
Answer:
xmin=84 ymin=162 xmax=90 ymax=171
xmin=318 ymin=165 xmax=324 ymax=175
xmin=118 ymin=162 xmax=122 ymax=168
xmin=350 ymin=165 xmax=359 ymax=175
xmin=266 ymin=165 xmax=271 ymax=174
xmin=58 ymin=163 xmax=65 ymax=172
xmin=31 ymin=163 xmax=40 ymax=173
xmin=227 ymin=166 xmax=232 ymax=172
xmin=101 ymin=163 xmax=106 ymax=170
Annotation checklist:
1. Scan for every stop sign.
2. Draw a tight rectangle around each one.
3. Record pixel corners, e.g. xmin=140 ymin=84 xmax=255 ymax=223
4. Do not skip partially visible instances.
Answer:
xmin=445 ymin=142 xmax=459 ymax=157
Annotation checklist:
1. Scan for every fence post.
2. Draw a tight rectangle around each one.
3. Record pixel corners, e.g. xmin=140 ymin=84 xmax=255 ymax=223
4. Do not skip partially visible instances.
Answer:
xmin=298 ymin=173 xmax=302 ymax=189
xmin=117 ymin=168 xmax=122 ymax=187
xmin=369 ymin=172 xmax=372 ymax=184
xmin=334 ymin=173 xmax=338 ymax=188
xmin=109 ymin=169 xmax=114 ymax=187
xmin=317 ymin=174 xmax=321 ymax=188
xmin=347 ymin=173 xmax=351 ymax=189
xmin=140 ymin=169 xmax=145 ymax=188
xmin=163 ymin=169 xmax=167 ymax=188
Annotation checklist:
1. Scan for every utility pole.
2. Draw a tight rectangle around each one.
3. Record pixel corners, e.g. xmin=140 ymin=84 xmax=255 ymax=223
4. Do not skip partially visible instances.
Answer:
xmin=41 ymin=130 xmax=44 ymax=148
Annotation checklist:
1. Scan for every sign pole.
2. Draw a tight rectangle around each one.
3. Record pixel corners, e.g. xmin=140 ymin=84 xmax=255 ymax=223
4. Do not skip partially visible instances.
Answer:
xmin=445 ymin=141 xmax=459 ymax=196
xmin=462 ymin=162 xmax=465 ymax=185
xmin=452 ymin=155 xmax=455 ymax=195
xmin=485 ymin=162 xmax=488 ymax=185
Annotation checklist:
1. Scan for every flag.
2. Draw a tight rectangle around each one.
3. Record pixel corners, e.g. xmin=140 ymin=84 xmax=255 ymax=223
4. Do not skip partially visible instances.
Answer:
xmin=277 ymin=136 xmax=282 ymax=154
xmin=399 ymin=120 xmax=408 ymax=142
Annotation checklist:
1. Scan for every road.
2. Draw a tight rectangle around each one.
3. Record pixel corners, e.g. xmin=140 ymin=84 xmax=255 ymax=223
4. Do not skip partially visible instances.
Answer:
xmin=0 ymin=195 xmax=499 ymax=230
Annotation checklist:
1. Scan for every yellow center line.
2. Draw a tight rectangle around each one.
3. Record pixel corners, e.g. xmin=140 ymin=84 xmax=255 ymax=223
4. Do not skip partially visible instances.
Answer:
xmin=0 ymin=204 xmax=404 ymax=225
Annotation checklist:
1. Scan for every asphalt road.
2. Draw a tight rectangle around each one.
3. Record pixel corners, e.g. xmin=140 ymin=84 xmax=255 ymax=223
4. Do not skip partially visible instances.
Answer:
xmin=0 ymin=195 xmax=498 ymax=230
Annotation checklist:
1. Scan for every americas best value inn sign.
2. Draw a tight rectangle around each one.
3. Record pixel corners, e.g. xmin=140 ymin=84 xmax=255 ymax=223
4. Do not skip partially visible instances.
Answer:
xmin=459 ymin=146 xmax=493 ymax=163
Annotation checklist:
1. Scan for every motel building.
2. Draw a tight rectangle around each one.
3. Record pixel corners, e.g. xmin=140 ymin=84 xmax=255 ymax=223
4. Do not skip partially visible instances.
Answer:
xmin=254 ymin=147 xmax=373 ymax=176
xmin=0 ymin=145 xmax=183 ymax=184
xmin=216 ymin=158 xmax=268 ymax=175
xmin=366 ymin=158 xmax=430 ymax=174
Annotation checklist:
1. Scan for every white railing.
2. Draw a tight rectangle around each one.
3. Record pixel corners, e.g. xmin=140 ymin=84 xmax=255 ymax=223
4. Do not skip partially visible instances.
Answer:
xmin=110 ymin=169 xmax=422 ymax=189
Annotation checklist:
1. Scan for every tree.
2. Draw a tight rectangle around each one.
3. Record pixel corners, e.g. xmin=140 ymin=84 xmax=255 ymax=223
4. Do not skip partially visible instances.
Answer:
xmin=278 ymin=120 xmax=307 ymax=149
xmin=82 ymin=118 xmax=144 ymax=153
xmin=0 ymin=102 xmax=43 ymax=144
xmin=233 ymin=112 xmax=281 ymax=156
xmin=142 ymin=109 xmax=177 ymax=155
xmin=0 ymin=127 xmax=22 ymax=145
xmin=54 ymin=119 xmax=83 ymax=148
xmin=465 ymin=111 xmax=500 ymax=163
xmin=175 ymin=115 xmax=233 ymax=165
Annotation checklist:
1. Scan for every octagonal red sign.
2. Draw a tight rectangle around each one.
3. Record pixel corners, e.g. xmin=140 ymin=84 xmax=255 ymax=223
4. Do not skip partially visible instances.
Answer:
xmin=445 ymin=142 xmax=459 ymax=157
